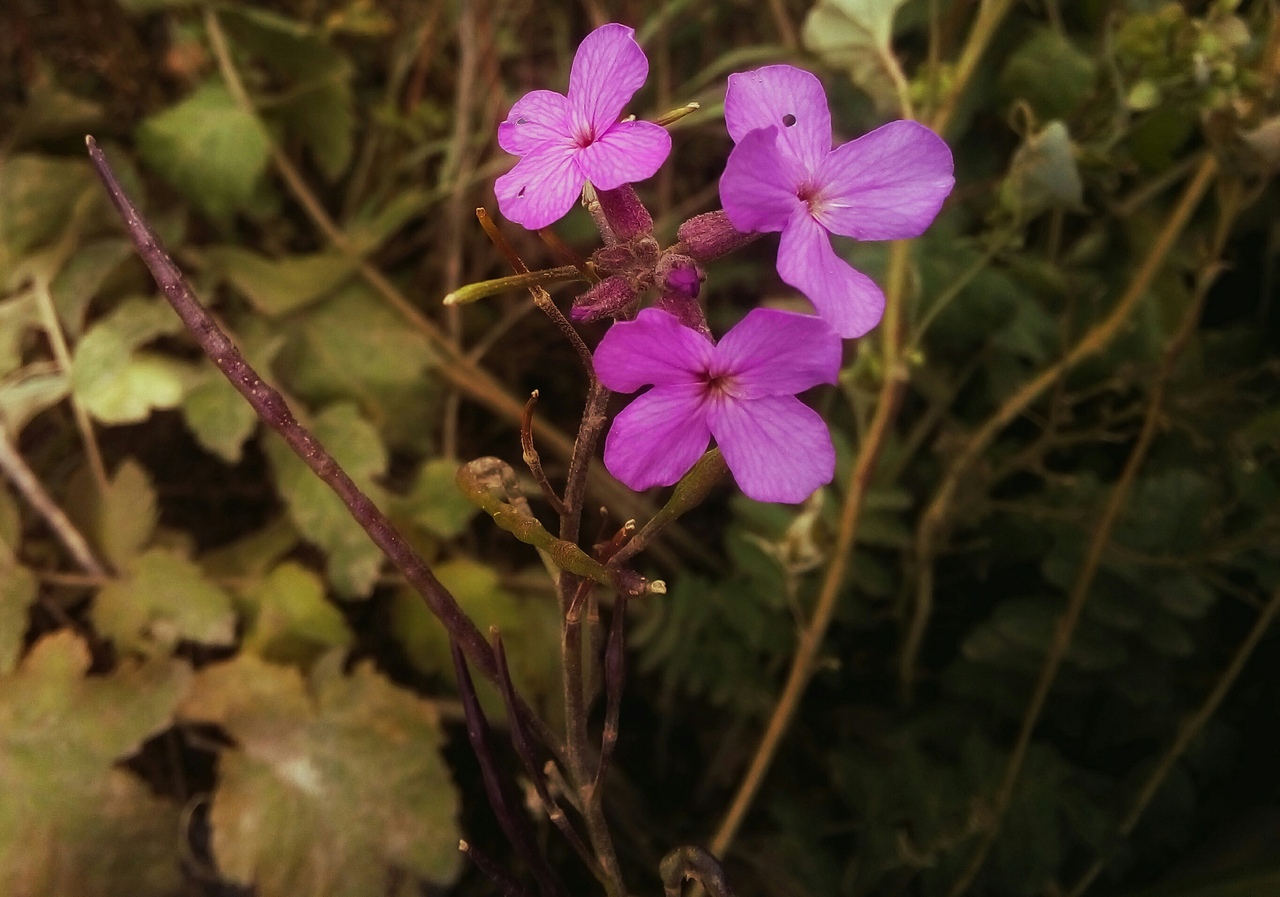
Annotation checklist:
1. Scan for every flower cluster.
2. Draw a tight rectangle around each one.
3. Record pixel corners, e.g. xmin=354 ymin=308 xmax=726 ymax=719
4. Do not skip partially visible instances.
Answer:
xmin=495 ymin=25 xmax=954 ymax=503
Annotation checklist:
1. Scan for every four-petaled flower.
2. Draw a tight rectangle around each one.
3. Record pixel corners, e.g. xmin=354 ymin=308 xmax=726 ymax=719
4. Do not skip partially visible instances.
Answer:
xmin=495 ymin=23 xmax=672 ymax=230
xmin=594 ymin=308 xmax=841 ymax=504
xmin=720 ymin=65 xmax=955 ymax=338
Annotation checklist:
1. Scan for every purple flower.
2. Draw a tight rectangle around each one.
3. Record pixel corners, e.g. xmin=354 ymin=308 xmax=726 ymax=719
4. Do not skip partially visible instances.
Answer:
xmin=720 ymin=65 xmax=955 ymax=338
xmin=594 ymin=307 xmax=841 ymax=504
xmin=495 ymin=24 xmax=672 ymax=230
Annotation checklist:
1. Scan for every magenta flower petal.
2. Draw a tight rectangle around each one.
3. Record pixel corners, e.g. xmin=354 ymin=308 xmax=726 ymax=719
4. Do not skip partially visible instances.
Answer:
xmin=603 ymin=385 xmax=712 ymax=490
xmin=724 ymin=65 xmax=831 ymax=172
xmin=720 ymin=126 xmax=806 ymax=234
xmin=777 ymin=213 xmax=885 ymax=338
xmin=715 ymin=308 xmax=842 ymax=398
xmin=594 ymin=308 xmax=714 ymax=392
xmin=494 ymin=142 xmax=584 ymax=230
xmin=498 ymin=90 xmax=574 ymax=155
xmin=813 ymin=120 xmax=955 ymax=240
xmin=568 ymin=23 xmax=649 ymax=136
xmin=708 ymin=395 xmax=834 ymax=503
xmin=577 ymin=120 xmax=672 ymax=191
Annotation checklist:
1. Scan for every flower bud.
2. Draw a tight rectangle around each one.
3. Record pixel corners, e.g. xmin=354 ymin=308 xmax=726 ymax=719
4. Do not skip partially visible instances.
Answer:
xmin=597 ymin=185 xmax=654 ymax=241
xmin=655 ymin=254 xmax=710 ymax=336
xmin=676 ymin=210 xmax=758 ymax=262
xmin=571 ymin=275 xmax=637 ymax=322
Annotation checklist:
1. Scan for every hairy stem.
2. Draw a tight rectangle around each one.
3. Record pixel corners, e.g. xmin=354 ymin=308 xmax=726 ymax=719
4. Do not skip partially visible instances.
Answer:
xmin=86 ymin=136 xmax=562 ymax=760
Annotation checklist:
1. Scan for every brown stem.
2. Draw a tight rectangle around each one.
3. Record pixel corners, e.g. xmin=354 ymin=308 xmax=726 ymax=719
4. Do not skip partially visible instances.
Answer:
xmin=85 ymin=136 xmax=562 ymax=760
xmin=521 ymin=392 xmax=566 ymax=515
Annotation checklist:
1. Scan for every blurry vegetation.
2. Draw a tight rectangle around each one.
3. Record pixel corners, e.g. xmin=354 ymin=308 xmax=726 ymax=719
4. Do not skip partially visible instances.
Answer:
xmin=1 ymin=1 xmax=1279 ymax=896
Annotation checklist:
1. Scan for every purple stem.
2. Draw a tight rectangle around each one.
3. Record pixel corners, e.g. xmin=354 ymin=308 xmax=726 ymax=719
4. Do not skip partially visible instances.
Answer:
xmin=83 ymin=136 xmax=562 ymax=759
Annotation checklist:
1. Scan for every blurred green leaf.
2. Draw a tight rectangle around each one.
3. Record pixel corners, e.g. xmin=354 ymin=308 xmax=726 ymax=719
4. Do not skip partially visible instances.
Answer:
xmin=181 ymin=651 xmax=461 ymax=896
xmin=802 ymin=0 xmax=908 ymax=114
xmin=241 ymin=562 xmax=354 ymax=666
xmin=49 ymin=238 xmax=134 ymax=336
xmin=0 ymin=370 xmax=69 ymax=436
xmin=1000 ymin=28 xmax=1097 ymax=119
xmin=390 ymin=559 xmax=560 ymax=715
xmin=70 ymin=296 xmax=200 ymax=424
xmin=93 ymin=548 xmax=237 ymax=655
xmin=135 ymin=81 xmax=272 ymax=226
xmin=0 ymin=631 xmax=189 ymax=897
xmin=1000 ymin=121 xmax=1084 ymax=219
xmin=180 ymin=371 xmax=260 ymax=464
xmin=66 ymin=458 xmax=158 ymax=570
xmin=0 ymin=292 xmax=41 ymax=377
xmin=205 ymin=246 xmax=356 ymax=317
xmin=390 ymin=458 xmax=479 ymax=539
xmin=264 ymin=402 xmax=386 ymax=597
xmin=0 ymin=155 xmax=96 ymax=286
xmin=0 ymin=540 xmax=36 ymax=675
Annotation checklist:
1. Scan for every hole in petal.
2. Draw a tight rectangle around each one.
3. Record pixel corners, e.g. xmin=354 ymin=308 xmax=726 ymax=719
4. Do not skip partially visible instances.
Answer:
xmin=516 ymin=117 xmax=528 ymax=125
xmin=517 ymin=187 xmax=526 ymax=198
xmin=782 ymin=113 xmax=797 ymax=127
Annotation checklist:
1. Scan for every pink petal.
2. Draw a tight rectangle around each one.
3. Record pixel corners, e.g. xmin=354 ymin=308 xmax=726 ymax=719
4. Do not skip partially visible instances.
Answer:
xmin=719 ymin=126 xmax=806 ymax=234
xmin=498 ymin=90 xmax=574 ymax=155
xmin=593 ymin=308 xmax=714 ymax=393
xmin=813 ymin=120 xmax=955 ymax=240
xmin=603 ymin=385 xmax=712 ymax=490
xmin=724 ymin=65 xmax=831 ymax=173
xmin=494 ymin=142 xmax=584 ymax=230
xmin=714 ymin=308 xmax=842 ymax=398
xmin=777 ymin=212 xmax=885 ymax=338
xmin=708 ymin=395 xmax=834 ymax=503
xmin=568 ymin=23 xmax=649 ymax=137
xmin=577 ymin=120 xmax=671 ymax=190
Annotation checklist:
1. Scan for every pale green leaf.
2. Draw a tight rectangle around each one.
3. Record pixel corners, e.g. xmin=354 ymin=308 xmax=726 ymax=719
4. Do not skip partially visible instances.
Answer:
xmin=181 ymin=372 xmax=260 ymax=463
xmin=0 ymin=543 xmax=36 ymax=675
xmin=204 ymin=246 xmax=356 ymax=316
xmin=181 ymin=652 xmax=461 ymax=896
xmin=93 ymin=548 xmax=237 ymax=655
xmin=135 ymin=81 xmax=272 ymax=225
xmin=62 ymin=457 xmax=158 ymax=571
xmin=70 ymin=296 xmax=201 ymax=424
xmin=1000 ymin=28 xmax=1097 ymax=119
xmin=390 ymin=559 xmax=560 ymax=716
xmin=264 ymin=402 xmax=387 ymax=597
xmin=390 ymin=458 xmax=478 ymax=539
xmin=1000 ymin=121 xmax=1085 ymax=220
xmin=49 ymin=237 xmax=134 ymax=336
xmin=0 ymin=155 xmax=96 ymax=286
xmin=0 ymin=483 xmax=18 ymax=548
xmin=0 ymin=371 xmax=69 ymax=437
xmin=0 ymin=292 xmax=41 ymax=377
xmin=242 ymin=562 xmax=354 ymax=666
xmin=801 ymin=0 xmax=908 ymax=114
xmin=0 ymin=631 xmax=189 ymax=897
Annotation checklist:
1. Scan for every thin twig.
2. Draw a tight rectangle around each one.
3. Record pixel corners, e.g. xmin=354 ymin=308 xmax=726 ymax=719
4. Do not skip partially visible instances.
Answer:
xmin=944 ymin=175 xmax=1238 ymax=897
xmin=0 ymin=427 xmax=108 ymax=577
xmin=709 ymin=239 xmax=913 ymax=858
xmin=85 ymin=136 xmax=563 ymax=761
xmin=903 ymin=154 xmax=1220 ymax=700
xmin=32 ymin=279 xmax=108 ymax=495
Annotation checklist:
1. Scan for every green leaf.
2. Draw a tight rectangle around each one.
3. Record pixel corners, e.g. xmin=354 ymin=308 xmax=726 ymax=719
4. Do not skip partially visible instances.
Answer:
xmin=1000 ymin=28 xmax=1097 ymax=119
xmin=181 ymin=652 xmax=461 ymax=896
xmin=0 ymin=155 xmax=96 ymax=286
xmin=135 ymin=81 xmax=272 ymax=226
xmin=0 ymin=370 xmax=69 ymax=436
xmin=390 ymin=458 xmax=479 ymax=539
xmin=802 ymin=0 xmax=908 ymax=114
xmin=1000 ymin=121 xmax=1085 ymax=220
xmin=390 ymin=559 xmax=561 ymax=716
xmin=263 ymin=402 xmax=387 ymax=597
xmin=180 ymin=370 xmax=260 ymax=464
xmin=0 ymin=291 xmax=41 ymax=377
xmin=242 ymin=562 xmax=354 ymax=666
xmin=204 ymin=246 xmax=356 ymax=317
xmin=49 ymin=237 xmax=134 ymax=336
xmin=0 ymin=631 xmax=189 ymax=897
xmin=69 ymin=457 xmax=159 ymax=570
xmin=70 ymin=296 xmax=200 ymax=424
xmin=93 ymin=548 xmax=237 ymax=655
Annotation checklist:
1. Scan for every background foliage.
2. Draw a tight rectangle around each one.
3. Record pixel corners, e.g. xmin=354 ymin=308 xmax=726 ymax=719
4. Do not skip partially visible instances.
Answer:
xmin=1 ymin=1 xmax=1278 ymax=896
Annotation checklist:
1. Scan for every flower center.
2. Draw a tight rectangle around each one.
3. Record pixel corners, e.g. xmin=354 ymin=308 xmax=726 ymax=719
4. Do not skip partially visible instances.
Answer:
xmin=573 ymin=124 xmax=598 ymax=149
xmin=700 ymin=369 xmax=738 ymax=400
xmin=796 ymin=182 xmax=825 ymax=216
